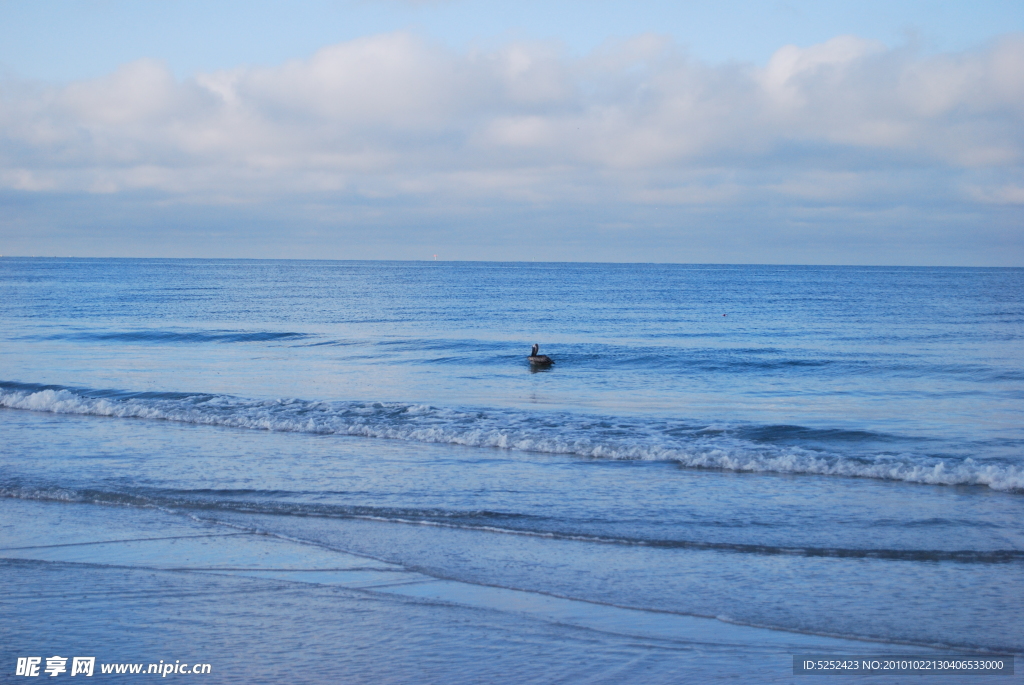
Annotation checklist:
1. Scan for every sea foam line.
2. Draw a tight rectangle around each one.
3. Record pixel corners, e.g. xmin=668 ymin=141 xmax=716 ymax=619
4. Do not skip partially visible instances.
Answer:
xmin=3 ymin=486 xmax=1020 ymax=564
xmin=2 ymin=383 xmax=1022 ymax=492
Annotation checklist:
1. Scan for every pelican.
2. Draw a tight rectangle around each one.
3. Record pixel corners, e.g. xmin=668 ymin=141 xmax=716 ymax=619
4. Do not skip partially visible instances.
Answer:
xmin=528 ymin=343 xmax=553 ymax=366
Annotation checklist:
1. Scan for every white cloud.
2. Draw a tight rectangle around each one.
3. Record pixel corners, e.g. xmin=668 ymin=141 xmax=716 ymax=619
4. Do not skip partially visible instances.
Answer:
xmin=0 ymin=31 xmax=1022 ymax=226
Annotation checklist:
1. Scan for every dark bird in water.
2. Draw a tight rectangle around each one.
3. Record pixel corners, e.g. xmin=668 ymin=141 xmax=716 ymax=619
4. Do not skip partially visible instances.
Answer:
xmin=528 ymin=343 xmax=553 ymax=366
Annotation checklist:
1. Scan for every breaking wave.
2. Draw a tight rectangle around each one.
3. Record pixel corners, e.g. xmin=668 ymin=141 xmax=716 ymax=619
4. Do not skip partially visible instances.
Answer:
xmin=2 ymin=381 xmax=1022 ymax=493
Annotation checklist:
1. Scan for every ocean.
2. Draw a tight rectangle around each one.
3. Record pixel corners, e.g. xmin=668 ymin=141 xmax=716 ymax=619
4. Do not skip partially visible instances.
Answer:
xmin=1 ymin=258 xmax=1022 ymax=683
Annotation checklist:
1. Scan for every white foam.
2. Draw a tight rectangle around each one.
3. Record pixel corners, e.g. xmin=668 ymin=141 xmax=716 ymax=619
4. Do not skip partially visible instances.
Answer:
xmin=3 ymin=386 xmax=1022 ymax=492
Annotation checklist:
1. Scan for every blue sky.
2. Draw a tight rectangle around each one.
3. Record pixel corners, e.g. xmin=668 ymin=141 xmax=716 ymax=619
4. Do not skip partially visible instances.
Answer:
xmin=1 ymin=0 xmax=1022 ymax=263
xmin=3 ymin=0 xmax=1022 ymax=79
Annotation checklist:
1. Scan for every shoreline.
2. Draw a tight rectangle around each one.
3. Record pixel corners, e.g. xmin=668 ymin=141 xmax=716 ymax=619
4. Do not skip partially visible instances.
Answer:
xmin=5 ymin=497 xmax=1010 ymax=684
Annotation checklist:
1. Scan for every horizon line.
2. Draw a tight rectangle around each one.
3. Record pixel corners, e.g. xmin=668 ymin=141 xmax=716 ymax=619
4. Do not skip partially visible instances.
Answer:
xmin=1 ymin=255 xmax=1020 ymax=269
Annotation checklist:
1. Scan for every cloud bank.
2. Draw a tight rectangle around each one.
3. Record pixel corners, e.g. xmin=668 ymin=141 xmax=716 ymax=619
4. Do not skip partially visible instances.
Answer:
xmin=1 ymin=32 xmax=1022 ymax=262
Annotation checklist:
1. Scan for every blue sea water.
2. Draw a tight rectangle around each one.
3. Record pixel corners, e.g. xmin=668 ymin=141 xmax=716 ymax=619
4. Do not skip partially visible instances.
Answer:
xmin=1 ymin=258 xmax=1022 ymax=682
